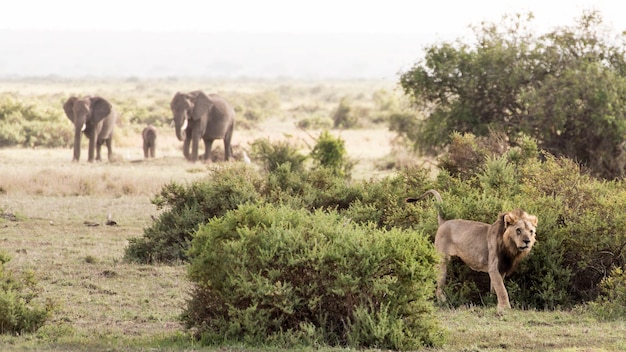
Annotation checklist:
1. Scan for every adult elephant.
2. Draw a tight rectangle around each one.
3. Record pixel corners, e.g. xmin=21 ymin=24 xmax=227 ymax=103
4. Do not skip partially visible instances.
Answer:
xmin=63 ymin=96 xmax=117 ymax=162
xmin=142 ymin=125 xmax=157 ymax=158
xmin=170 ymin=91 xmax=235 ymax=162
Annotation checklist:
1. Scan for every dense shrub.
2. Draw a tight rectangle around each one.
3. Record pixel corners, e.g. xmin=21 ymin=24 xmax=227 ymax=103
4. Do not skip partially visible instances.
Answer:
xmin=586 ymin=267 xmax=626 ymax=320
xmin=310 ymin=130 xmax=354 ymax=178
xmin=124 ymin=168 xmax=374 ymax=265
xmin=250 ymin=138 xmax=307 ymax=173
xmin=183 ymin=203 xmax=444 ymax=349
xmin=124 ymin=164 xmax=263 ymax=264
xmin=0 ymin=252 xmax=52 ymax=334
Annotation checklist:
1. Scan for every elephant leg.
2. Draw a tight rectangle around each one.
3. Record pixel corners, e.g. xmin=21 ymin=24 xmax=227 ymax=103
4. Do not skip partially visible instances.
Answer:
xmin=224 ymin=124 xmax=234 ymax=161
xmin=203 ymin=139 xmax=214 ymax=161
xmin=95 ymin=140 xmax=103 ymax=161
xmin=190 ymin=135 xmax=200 ymax=162
xmin=105 ymin=138 xmax=113 ymax=161
xmin=223 ymin=138 xmax=232 ymax=161
xmin=143 ymin=143 xmax=149 ymax=159
xmin=88 ymin=136 xmax=96 ymax=162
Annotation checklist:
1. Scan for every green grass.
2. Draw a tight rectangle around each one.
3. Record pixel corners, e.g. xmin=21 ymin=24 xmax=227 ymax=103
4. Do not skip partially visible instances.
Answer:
xmin=435 ymin=307 xmax=626 ymax=351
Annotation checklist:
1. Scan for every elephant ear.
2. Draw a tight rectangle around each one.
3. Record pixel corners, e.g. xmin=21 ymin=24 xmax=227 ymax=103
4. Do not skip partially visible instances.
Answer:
xmin=192 ymin=91 xmax=213 ymax=121
xmin=90 ymin=97 xmax=112 ymax=124
xmin=63 ymin=96 xmax=78 ymax=122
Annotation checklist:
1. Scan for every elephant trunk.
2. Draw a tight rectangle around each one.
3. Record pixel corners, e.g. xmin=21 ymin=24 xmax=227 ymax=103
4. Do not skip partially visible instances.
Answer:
xmin=175 ymin=117 xmax=188 ymax=141
xmin=175 ymin=126 xmax=185 ymax=141
xmin=73 ymin=124 xmax=83 ymax=161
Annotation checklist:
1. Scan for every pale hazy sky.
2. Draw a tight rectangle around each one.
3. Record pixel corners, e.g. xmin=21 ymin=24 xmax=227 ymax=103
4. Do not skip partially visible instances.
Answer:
xmin=1 ymin=0 xmax=623 ymax=79
xmin=1 ymin=0 xmax=622 ymax=35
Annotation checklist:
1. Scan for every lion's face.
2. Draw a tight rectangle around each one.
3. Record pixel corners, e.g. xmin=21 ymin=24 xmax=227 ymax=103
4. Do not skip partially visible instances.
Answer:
xmin=503 ymin=210 xmax=538 ymax=252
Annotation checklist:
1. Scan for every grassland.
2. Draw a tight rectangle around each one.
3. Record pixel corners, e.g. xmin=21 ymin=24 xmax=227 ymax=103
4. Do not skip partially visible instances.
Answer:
xmin=1 ymin=79 xmax=625 ymax=351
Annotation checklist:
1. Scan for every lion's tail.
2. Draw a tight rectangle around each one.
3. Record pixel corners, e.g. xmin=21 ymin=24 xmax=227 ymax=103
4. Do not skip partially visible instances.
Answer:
xmin=405 ymin=189 xmax=444 ymax=225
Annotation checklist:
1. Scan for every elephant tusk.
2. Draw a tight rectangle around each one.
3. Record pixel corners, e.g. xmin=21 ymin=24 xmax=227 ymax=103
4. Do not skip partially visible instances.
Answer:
xmin=181 ymin=118 xmax=188 ymax=131
xmin=81 ymin=123 xmax=86 ymax=132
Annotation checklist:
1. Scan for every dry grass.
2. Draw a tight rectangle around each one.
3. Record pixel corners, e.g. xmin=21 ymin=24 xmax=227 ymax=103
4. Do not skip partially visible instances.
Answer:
xmin=1 ymin=194 xmax=189 ymax=350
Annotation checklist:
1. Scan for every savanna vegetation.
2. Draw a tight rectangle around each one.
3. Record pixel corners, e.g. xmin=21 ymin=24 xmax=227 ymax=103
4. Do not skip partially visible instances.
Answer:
xmin=1 ymin=9 xmax=626 ymax=352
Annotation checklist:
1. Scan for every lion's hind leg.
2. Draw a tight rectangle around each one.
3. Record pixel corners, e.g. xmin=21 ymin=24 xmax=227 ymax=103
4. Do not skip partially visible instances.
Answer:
xmin=435 ymin=256 xmax=449 ymax=303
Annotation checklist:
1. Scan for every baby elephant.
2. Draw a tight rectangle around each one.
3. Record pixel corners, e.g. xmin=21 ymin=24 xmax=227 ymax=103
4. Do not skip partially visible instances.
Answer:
xmin=142 ymin=125 xmax=157 ymax=158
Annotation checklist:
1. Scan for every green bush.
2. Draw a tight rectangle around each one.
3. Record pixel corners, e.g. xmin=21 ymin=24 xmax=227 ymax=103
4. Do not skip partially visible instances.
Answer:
xmin=0 ymin=252 xmax=52 ymax=334
xmin=183 ymin=203 xmax=444 ymax=349
xmin=310 ymin=130 xmax=354 ymax=178
xmin=586 ymin=267 xmax=626 ymax=320
xmin=124 ymin=164 xmax=263 ymax=264
xmin=250 ymin=138 xmax=307 ymax=173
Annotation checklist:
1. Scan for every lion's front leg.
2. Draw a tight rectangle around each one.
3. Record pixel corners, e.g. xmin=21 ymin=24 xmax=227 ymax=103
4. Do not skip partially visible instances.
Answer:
xmin=490 ymin=273 xmax=505 ymax=294
xmin=488 ymin=269 xmax=511 ymax=312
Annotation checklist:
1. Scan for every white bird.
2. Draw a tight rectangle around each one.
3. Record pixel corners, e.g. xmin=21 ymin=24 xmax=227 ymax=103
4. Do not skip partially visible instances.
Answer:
xmin=242 ymin=151 xmax=251 ymax=164
xmin=105 ymin=213 xmax=117 ymax=226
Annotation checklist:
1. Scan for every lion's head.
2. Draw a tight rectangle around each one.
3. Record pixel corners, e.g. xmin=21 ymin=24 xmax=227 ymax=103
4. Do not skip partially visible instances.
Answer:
xmin=503 ymin=209 xmax=538 ymax=253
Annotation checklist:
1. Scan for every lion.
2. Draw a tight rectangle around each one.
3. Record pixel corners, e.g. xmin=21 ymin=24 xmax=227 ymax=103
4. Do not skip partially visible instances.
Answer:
xmin=406 ymin=190 xmax=538 ymax=311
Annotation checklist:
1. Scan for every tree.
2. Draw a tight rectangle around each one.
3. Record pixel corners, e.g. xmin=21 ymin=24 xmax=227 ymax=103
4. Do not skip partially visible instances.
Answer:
xmin=399 ymin=11 xmax=626 ymax=179
xmin=524 ymin=13 xmax=626 ymax=179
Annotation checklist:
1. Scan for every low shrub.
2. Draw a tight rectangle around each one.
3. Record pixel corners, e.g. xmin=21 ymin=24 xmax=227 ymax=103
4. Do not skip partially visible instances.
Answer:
xmin=124 ymin=164 xmax=263 ymax=264
xmin=183 ymin=203 xmax=444 ymax=349
xmin=310 ymin=130 xmax=354 ymax=178
xmin=0 ymin=252 xmax=52 ymax=334
xmin=250 ymin=138 xmax=307 ymax=173
xmin=586 ymin=267 xmax=626 ymax=320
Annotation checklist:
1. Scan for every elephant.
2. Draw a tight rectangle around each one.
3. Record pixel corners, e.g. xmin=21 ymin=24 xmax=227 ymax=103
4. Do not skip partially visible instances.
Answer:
xmin=170 ymin=91 xmax=235 ymax=162
xmin=142 ymin=125 xmax=157 ymax=158
xmin=63 ymin=96 xmax=117 ymax=162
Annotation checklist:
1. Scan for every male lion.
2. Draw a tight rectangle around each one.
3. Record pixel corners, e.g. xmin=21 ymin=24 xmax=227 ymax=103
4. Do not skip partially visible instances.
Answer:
xmin=406 ymin=190 xmax=538 ymax=311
